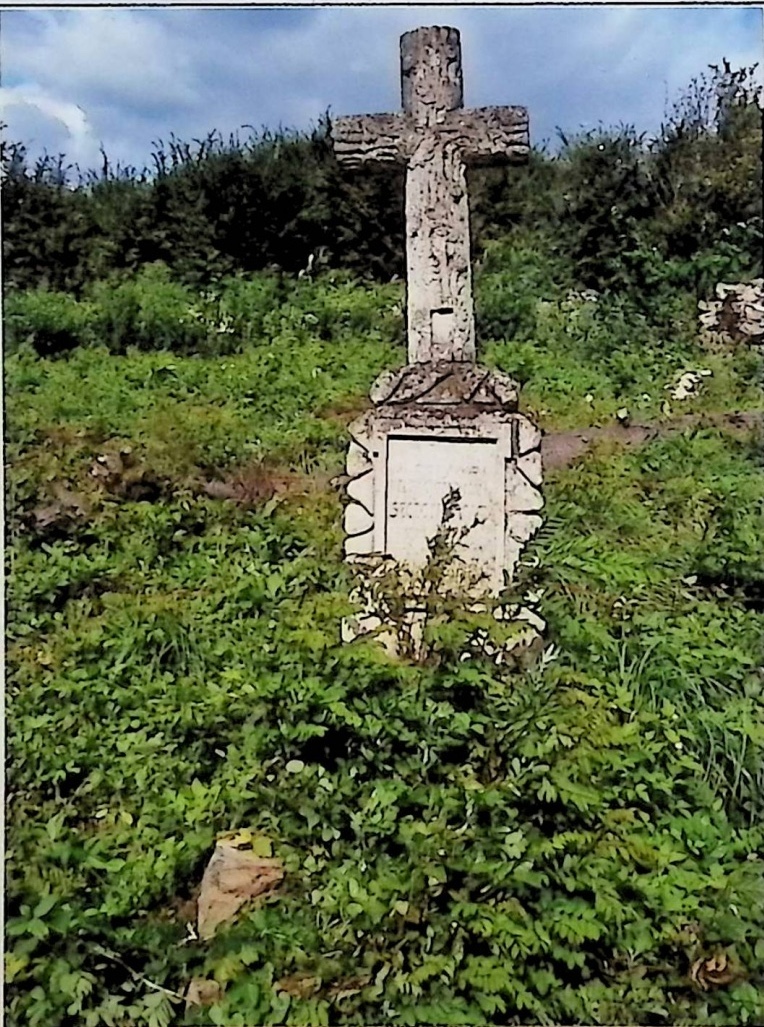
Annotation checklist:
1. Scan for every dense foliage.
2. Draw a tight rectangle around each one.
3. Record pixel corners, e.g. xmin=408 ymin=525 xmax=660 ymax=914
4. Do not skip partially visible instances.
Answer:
xmin=4 ymin=58 xmax=764 ymax=1027
xmin=2 ymin=63 xmax=761 ymax=301
xmin=6 ymin=267 xmax=764 ymax=1025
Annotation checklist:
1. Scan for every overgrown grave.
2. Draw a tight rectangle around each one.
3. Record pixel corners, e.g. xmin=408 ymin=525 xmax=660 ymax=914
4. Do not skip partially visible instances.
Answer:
xmin=4 ymin=27 xmax=764 ymax=1027
xmin=331 ymin=25 xmax=545 ymax=660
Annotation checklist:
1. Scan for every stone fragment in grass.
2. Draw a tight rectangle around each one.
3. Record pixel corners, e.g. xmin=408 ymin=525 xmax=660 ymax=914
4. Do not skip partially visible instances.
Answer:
xmin=276 ymin=974 xmax=322 ymax=999
xmin=197 ymin=835 xmax=284 ymax=940
xmin=689 ymin=951 xmax=742 ymax=991
xmin=667 ymin=369 xmax=712 ymax=401
xmin=185 ymin=978 xmax=223 ymax=1009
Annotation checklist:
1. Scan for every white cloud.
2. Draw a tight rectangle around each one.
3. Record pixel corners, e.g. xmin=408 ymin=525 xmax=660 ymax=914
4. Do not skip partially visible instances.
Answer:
xmin=6 ymin=9 xmax=198 ymax=112
xmin=0 ymin=83 xmax=101 ymax=167
xmin=0 ymin=84 xmax=90 ymax=143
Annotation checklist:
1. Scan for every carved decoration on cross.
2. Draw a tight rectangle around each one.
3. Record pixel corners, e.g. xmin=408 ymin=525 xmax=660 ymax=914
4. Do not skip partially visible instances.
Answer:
xmin=331 ymin=26 xmax=530 ymax=364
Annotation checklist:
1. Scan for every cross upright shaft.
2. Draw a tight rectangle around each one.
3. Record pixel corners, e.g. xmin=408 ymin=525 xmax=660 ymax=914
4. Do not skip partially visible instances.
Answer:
xmin=332 ymin=26 xmax=530 ymax=364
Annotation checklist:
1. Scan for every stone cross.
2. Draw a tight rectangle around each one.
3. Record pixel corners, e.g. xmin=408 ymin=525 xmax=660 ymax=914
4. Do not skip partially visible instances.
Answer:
xmin=332 ymin=26 xmax=544 ymax=660
xmin=332 ymin=25 xmax=529 ymax=363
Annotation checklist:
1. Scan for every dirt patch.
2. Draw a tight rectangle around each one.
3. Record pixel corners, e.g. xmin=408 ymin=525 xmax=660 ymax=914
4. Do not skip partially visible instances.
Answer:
xmin=19 ymin=441 xmax=174 ymax=543
xmin=28 ymin=482 xmax=93 ymax=536
xmin=89 ymin=444 xmax=170 ymax=501
xmin=202 ymin=460 xmax=332 ymax=507
xmin=541 ymin=411 xmax=763 ymax=471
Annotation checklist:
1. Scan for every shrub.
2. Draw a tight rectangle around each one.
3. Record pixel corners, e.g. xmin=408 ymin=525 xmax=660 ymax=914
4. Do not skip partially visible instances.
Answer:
xmin=475 ymin=233 xmax=570 ymax=343
xmin=213 ymin=273 xmax=291 ymax=346
xmin=2 ymin=288 xmax=95 ymax=357
xmin=87 ymin=263 xmax=208 ymax=354
xmin=553 ymin=127 xmax=661 ymax=296
xmin=4 ymin=286 xmax=764 ymax=1025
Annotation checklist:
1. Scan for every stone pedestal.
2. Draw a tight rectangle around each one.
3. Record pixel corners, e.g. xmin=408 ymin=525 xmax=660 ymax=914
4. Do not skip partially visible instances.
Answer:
xmin=340 ymin=361 xmax=544 ymax=655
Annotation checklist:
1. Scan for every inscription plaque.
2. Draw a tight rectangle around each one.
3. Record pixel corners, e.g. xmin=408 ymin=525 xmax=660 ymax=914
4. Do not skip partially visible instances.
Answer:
xmin=385 ymin=436 xmax=503 ymax=584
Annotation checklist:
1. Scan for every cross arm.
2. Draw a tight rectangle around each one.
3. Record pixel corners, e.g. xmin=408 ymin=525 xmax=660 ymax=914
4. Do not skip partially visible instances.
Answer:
xmin=330 ymin=113 xmax=411 ymax=167
xmin=441 ymin=105 xmax=530 ymax=165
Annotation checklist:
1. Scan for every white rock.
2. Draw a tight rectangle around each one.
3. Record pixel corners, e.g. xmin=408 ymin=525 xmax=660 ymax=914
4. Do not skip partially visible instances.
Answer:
xmin=344 ymin=503 xmax=373 ymax=537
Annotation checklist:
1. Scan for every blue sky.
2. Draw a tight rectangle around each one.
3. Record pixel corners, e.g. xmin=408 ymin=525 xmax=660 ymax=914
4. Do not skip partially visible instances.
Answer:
xmin=1 ymin=6 xmax=762 ymax=173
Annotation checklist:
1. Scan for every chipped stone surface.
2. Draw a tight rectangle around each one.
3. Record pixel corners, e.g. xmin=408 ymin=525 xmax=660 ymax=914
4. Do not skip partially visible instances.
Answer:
xmin=346 ymin=439 xmax=372 ymax=476
xmin=517 ymin=418 xmax=542 ymax=455
xmin=518 ymin=448 xmax=542 ymax=487
xmin=505 ymin=462 xmax=544 ymax=512
xmin=506 ymin=511 xmax=544 ymax=544
xmin=667 ymin=369 xmax=712 ymax=401
xmin=369 ymin=361 xmax=519 ymax=409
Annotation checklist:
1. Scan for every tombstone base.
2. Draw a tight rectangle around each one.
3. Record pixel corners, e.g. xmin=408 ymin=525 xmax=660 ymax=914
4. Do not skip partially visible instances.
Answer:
xmin=338 ymin=361 xmax=545 ymax=660
xmin=341 ymin=557 xmax=546 ymax=666
xmin=342 ymin=362 xmax=543 ymax=588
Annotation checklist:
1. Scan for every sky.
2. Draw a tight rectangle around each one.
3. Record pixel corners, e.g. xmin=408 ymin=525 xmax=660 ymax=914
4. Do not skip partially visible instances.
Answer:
xmin=1 ymin=5 xmax=762 ymax=174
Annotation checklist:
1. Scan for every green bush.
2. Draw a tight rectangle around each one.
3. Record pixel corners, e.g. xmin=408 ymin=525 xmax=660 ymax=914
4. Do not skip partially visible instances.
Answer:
xmin=212 ymin=273 xmax=291 ymax=346
xmin=213 ymin=271 xmax=405 ymax=351
xmin=4 ymin=269 xmax=763 ymax=1025
xmin=475 ymin=234 xmax=568 ymax=344
xmin=2 ymin=63 xmax=759 ymax=301
xmin=553 ymin=128 xmax=660 ymax=295
xmin=3 ymin=288 xmax=95 ymax=357
xmin=1 ymin=266 xmax=406 ymax=360
xmin=87 ymin=263 xmax=209 ymax=354
xmin=649 ymin=62 xmax=763 ymax=288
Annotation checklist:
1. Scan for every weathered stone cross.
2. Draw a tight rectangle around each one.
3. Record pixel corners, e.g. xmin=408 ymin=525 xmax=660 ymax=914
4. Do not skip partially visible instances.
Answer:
xmin=332 ymin=25 xmax=529 ymax=363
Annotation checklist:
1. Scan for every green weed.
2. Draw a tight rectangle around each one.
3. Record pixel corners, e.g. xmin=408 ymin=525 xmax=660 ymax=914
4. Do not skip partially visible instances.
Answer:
xmin=5 ymin=261 xmax=763 ymax=1025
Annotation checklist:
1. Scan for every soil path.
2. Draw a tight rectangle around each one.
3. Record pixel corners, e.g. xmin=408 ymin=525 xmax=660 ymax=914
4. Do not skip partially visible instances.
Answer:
xmin=541 ymin=410 xmax=762 ymax=471
xmin=203 ymin=410 xmax=762 ymax=504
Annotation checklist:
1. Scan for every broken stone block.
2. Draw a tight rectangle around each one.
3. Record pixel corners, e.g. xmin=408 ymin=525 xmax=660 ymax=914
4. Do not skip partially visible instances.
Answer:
xmin=197 ymin=834 xmax=284 ymax=940
xmin=185 ymin=978 xmax=223 ymax=1010
xmin=698 ymin=278 xmax=764 ymax=346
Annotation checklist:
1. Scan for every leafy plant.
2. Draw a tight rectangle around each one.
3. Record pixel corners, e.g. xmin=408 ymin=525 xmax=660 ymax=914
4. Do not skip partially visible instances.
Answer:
xmin=5 ymin=265 xmax=763 ymax=1026
xmin=3 ymin=57 xmax=763 ymax=1027
xmin=3 ymin=288 xmax=96 ymax=357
